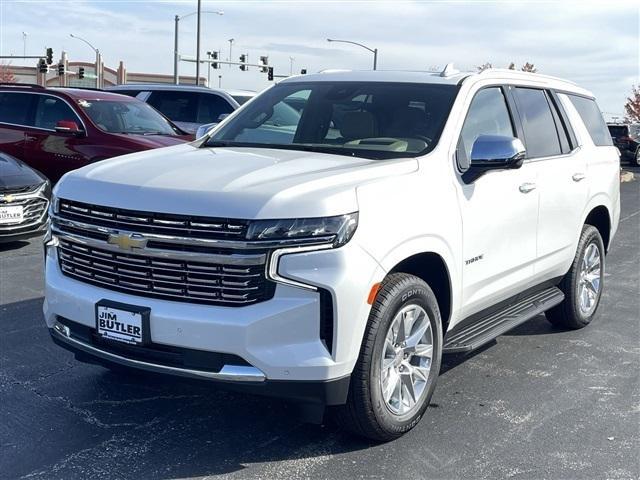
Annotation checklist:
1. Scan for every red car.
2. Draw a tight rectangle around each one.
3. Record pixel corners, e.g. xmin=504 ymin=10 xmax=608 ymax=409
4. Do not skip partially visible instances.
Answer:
xmin=0 ymin=84 xmax=191 ymax=182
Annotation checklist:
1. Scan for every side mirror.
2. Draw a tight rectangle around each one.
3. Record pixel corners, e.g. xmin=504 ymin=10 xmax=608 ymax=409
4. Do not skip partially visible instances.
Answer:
xmin=54 ymin=120 xmax=83 ymax=136
xmin=195 ymin=122 xmax=218 ymax=139
xmin=463 ymin=135 xmax=526 ymax=183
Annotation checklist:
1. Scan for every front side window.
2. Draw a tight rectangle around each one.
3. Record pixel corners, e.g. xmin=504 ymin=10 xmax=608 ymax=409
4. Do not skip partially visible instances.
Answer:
xmin=34 ymin=96 xmax=82 ymax=131
xmin=207 ymin=82 xmax=459 ymax=160
xmin=147 ymin=91 xmax=198 ymax=123
xmin=0 ymin=92 xmax=35 ymax=126
xmin=78 ymin=99 xmax=178 ymax=135
xmin=514 ymin=88 xmax=562 ymax=158
xmin=197 ymin=94 xmax=234 ymax=123
xmin=457 ymin=87 xmax=514 ymax=169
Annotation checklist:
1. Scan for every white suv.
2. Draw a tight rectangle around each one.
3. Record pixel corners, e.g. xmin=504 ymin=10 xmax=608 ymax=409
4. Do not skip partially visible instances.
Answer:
xmin=44 ymin=68 xmax=620 ymax=441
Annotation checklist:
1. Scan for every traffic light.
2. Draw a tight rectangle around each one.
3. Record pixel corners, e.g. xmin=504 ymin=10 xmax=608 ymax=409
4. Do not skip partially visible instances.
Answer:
xmin=300 ymin=69 xmax=307 ymax=75
xmin=78 ymin=67 xmax=85 ymax=80
xmin=260 ymin=56 xmax=268 ymax=73
xmin=57 ymin=63 xmax=65 ymax=76
xmin=46 ymin=48 xmax=53 ymax=65
xmin=37 ymin=59 xmax=48 ymax=74
xmin=239 ymin=54 xmax=247 ymax=71
xmin=211 ymin=51 xmax=219 ymax=69
xmin=267 ymin=66 xmax=274 ymax=81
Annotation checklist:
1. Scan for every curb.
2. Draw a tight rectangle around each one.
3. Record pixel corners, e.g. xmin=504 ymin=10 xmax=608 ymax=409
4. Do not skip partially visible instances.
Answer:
xmin=620 ymin=171 xmax=635 ymax=183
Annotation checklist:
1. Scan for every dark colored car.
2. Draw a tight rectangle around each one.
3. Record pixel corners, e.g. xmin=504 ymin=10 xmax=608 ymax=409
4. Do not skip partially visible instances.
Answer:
xmin=108 ymin=84 xmax=255 ymax=135
xmin=607 ymin=123 xmax=639 ymax=166
xmin=0 ymin=152 xmax=50 ymax=242
xmin=0 ymin=84 xmax=191 ymax=182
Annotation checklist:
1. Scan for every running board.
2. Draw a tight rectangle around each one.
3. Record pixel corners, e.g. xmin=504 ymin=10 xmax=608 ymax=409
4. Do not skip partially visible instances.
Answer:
xmin=443 ymin=287 xmax=565 ymax=354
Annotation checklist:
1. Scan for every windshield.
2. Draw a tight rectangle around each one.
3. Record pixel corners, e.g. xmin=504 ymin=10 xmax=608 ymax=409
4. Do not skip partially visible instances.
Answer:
xmin=207 ymin=82 xmax=459 ymax=159
xmin=78 ymin=99 xmax=179 ymax=135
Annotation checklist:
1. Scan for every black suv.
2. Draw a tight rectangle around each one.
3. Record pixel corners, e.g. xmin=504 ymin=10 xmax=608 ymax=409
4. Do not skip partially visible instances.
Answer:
xmin=607 ymin=123 xmax=639 ymax=166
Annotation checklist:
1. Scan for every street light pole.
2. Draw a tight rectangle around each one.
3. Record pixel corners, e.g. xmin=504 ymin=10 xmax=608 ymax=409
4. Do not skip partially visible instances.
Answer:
xmin=69 ymin=33 xmax=100 ymax=88
xmin=228 ymin=38 xmax=234 ymax=69
xmin=289 ymin=56 xmax=295 ymax=76
xmin=195 ymin=0 xmax=201 ymax=85
xmin=173 ymin=9 xmax=224 ymax=85
xmin=326 ymin=38 xmax=378 ymax=70
xmin=22 ymin=32 xmax=27 ymax=57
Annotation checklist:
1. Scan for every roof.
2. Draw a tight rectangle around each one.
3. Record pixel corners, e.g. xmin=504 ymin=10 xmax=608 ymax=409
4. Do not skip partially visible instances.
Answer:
xmin=50 ymin=88 xmax=142 ymax=101
xmin=107 ymin=83 xmax=256 ymax=97
xmin=280 ymin=68 xmax=592 ymax=96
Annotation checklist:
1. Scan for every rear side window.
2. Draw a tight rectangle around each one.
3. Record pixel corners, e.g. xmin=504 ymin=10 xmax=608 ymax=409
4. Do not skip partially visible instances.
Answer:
xmin=147 ymin=91 xmax=198 ymax=123
xmin=513 ymin=88 xmax=561 ymax=158
xmin=0 ymin=92 xmax=35 ymax=126
xmin=198 ymin=94 xmax=234 ymax=123
xmin=568 ymin=95 xmax=613 ymax=146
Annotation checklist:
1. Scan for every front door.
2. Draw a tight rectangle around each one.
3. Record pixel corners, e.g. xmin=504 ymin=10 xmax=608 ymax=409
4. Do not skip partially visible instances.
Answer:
xmin=454 ymin=86 xmax=539 ymax=317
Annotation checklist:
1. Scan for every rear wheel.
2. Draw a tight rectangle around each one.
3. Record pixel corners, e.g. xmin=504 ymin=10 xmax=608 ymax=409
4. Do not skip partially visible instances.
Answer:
xmin=546 ymin=225 xmax=605 ymax=329
xmin=337 ymin=273 xmax=442 ymax=441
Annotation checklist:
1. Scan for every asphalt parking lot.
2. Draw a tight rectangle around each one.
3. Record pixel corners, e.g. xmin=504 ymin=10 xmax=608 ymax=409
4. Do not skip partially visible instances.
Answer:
xmin=1 ymin=168 xmax=638 ymax=480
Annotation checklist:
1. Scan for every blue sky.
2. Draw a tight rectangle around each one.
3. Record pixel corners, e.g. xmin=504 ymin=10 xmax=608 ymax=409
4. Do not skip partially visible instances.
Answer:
xmin=0 ymin=0 xmax=638 ymax=117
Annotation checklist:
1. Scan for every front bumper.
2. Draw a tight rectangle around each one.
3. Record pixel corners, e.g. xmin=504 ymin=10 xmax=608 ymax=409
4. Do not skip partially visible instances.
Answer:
xmin=44 ymin=236 xmax=383 ymax=401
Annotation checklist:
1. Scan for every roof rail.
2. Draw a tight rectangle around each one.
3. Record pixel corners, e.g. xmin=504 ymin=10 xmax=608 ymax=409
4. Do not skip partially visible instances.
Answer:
xmin=440 ymin=63 xmax=459 ymax=77
xmin=477 ymin=68 xmax=578 ymax=86
xmin=0 ymin=82 xmax=45 ymax=89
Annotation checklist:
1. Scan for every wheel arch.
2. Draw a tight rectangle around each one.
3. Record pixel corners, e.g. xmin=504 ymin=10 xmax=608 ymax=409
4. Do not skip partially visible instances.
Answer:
xmin=584 ymin=204 xmax=611 ymax=252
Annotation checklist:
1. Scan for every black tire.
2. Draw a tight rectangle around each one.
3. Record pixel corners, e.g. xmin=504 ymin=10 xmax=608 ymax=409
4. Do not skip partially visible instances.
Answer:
xmin=336 ymin=273 xmax=443 ymax=442
xmin=546 ymin=225 xmax=605 ymax=329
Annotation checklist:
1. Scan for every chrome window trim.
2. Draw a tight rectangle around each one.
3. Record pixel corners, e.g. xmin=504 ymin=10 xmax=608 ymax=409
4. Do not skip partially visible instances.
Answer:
xmin=51 ymin=322 xmax=266 ymax=382
xmin=0 ymin=90 xmax=88 ymax=132
xmin=51 ymin=215 xmax=335 ymax=250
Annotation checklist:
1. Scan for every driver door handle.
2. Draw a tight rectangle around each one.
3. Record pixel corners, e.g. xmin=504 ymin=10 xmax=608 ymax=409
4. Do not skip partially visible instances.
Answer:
xmin=572 ymin=173 xmax=586 ymax=182
xmin=519 ymin=182 xmax=537 ymax=194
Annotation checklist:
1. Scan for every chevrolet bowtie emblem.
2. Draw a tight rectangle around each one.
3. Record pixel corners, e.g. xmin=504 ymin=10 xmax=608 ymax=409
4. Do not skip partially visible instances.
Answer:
xmin=107 ymin=233 xmax=147 ymax=251
xmin=1 ymin=194 xmax=15 ymax=203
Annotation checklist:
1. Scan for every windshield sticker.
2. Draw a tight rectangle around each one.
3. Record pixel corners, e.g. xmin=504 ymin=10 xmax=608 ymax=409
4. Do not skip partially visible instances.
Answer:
xmin=78 ymin=100 xmax=92 ymax=108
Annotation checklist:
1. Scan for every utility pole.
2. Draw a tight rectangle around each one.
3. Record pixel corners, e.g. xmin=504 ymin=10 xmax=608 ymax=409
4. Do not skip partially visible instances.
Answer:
xmin=289 ymin=56 xmax=295 ymax=76
xmin=173 ymin=15 xmax=179 ymax=84
xmin=228 ymin=38 xmax=234 ymax=69
xmin=218 ymin=74 xmax=222 ymax=88
xmin=22 ymin=32 xmax=27 ymax=57
xmin=195 ymin=0 xmax=202 ymax=85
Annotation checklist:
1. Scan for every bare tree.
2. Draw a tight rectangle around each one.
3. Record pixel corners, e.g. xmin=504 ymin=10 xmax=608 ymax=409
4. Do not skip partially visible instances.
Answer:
xmin=0 ymin=62 xmax=16 ymax=83
xmin=508 ymin=62 xmax=516 ymax=70
xmin=624 ymin=85 xmax=640 ymax=123
xmin=476 ymin=62 xmax=493 ymax=72
xmin=479 ymin=61 xmax=537 ymax=72
xmin=521 ymin=62 xmax=537 ymax=73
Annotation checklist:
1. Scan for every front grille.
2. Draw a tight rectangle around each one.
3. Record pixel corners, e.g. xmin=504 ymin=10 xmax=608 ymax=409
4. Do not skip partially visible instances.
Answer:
xmin=57 ymin=238 xmax=271 ymax=305
xmin=0 ymin=196 xmax=48 ymax=230
xmin=58 ymin=199 xmax=249 ymax=239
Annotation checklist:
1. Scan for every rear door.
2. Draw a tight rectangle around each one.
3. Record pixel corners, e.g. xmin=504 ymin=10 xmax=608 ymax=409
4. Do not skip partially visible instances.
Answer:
xmin=22 ymin=94 xmax=90 ymax=182
xmin=0 ymin=92 xmax=36 ymax=160
xmin=511 ymin=87 xmax=588 ymax=280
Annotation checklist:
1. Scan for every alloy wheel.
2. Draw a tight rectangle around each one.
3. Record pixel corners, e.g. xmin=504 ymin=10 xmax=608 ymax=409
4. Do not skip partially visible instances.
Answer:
xmin=578 ymin=242 xmax=601 ymax=315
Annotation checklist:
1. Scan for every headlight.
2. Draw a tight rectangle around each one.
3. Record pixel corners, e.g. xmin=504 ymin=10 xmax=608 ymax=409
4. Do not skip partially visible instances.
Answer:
xmin=246 ymin=212 xmax=358 ymax=247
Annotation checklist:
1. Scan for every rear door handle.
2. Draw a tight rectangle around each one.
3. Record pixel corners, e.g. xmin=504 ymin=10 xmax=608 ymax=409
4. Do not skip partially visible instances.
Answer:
xmin=519 ymin=182 xmax=537 ymax=194
xmin=572 ymin=173 xmax=586 ymax=182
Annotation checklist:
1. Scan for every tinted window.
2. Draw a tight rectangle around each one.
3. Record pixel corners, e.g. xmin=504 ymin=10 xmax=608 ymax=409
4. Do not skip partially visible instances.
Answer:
xmin=0 ymin=92 xmax=35 ymax=126
xmin=147 ymin=91 xmax=198 ymax=123
xmin=568 ymin=95 xmax=613 ymax=146
xmin=209 ymin=82 xmax=459 ymax=160
xmin=198 ymin=94 xmax=234 ymax=123
xmin=458 ymin=87 xmax=514 ymax=169
xmin=33 ymin=96 xmax=81 ymax=130
xmin=607 ymin=125 xmax=627 ymax=138
xmin=514 ymin=88 xmax=562 ymax=158
xmin=78 ymin=99 xmax=177 ymax=135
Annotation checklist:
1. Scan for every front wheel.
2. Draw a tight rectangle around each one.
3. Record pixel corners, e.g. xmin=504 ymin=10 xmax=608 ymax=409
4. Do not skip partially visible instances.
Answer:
xmin=546 ymin=225 xmax=605 ymax=329
xmin=336 ymin=273 xmax=442 ymax=441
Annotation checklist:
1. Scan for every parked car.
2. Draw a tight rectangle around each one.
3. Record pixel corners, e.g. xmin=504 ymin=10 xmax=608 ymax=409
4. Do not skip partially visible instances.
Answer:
xmin=45 ymin=68 xmax=620 ymax=441
xmin=0 ymin=85 xmax=190 ymax=182
xmin=107 ymin=84 xmax=256 ymax=135
xmin=0 ymin=152 xmax=50 ymax=242
xmin=607 ymin=123 xmax=639 ymax=166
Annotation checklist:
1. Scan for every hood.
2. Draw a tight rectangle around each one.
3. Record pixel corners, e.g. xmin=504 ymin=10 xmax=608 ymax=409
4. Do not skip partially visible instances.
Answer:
xmin=0 ymin=153 xmax=47 ymax=190
xmin=112 ymin=133 xmax=187 ymax=149
xmin=56 ymin=144 xmax=418 ymax=219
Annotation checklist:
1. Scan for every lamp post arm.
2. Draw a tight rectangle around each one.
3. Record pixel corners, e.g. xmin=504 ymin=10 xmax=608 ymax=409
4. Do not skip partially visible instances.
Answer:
xmin=327 ymin=39 xmax=375 ymax=54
